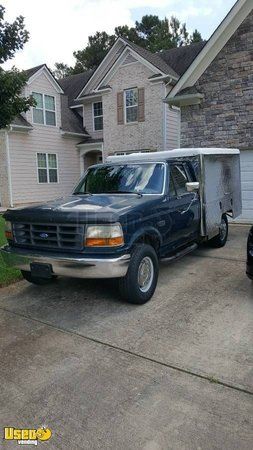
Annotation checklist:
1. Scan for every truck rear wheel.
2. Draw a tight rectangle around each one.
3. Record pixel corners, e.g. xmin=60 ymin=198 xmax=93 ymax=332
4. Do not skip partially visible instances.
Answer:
xmin=21 ymin=270 xmax=56 ymax=285
xmin=118 ymin=244 xmax=159 ymax=304
xmin=208 ymin=214 xmax=228 ymax=248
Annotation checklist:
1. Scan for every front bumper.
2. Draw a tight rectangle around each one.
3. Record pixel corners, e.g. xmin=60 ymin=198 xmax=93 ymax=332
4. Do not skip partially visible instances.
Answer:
xmin=0 ymin=245 xmax=130 ymax=279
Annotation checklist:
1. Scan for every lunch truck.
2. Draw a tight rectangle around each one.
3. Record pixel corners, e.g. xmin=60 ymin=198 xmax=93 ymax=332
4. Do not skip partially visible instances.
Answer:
xmin=1 ymin=148 xmax=242 ymax=304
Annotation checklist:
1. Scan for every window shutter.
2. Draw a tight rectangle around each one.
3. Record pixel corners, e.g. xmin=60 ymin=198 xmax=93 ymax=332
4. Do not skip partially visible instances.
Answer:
xmin=117 ymin=92 xmax=124 ymax=125
xmin=138 ymin=88 xmax=145 ymax=122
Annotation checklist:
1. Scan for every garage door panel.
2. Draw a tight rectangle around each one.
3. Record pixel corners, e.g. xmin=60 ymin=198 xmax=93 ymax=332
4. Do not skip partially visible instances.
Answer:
xmin=239 ymin=151 xmax=253 ymax=222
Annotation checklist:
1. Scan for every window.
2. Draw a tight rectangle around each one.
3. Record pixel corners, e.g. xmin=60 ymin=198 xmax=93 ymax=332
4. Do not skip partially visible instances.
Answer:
xmin=93 ymin=102 xmax=103 ymax=131
xmin=170 ymin=164 xmax=189 ymax=196
xmin=32 ymin=92 xmax=56 ymax=126
xmin=37 ymin=153 xmax=58 ymax=183
xmin=124 ymin=88 xmax=138 ymax=123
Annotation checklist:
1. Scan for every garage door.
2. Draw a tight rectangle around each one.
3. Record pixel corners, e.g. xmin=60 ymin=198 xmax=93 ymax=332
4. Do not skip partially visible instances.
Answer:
xmin=239 ymin=150 xmax=253 ymax=222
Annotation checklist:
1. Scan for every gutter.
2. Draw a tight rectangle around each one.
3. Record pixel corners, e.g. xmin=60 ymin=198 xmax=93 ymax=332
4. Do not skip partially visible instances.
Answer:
xmin=60 ymin=130 xmax=90 ymax=138
xmin=10 ymin=124 xmax=33 ymax=132
xmin=164 ymin=93 xmax=204 ymax=107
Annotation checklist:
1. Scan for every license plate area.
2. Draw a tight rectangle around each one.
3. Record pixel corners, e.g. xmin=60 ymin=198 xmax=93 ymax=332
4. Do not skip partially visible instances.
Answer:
xmin=30 ymin=262 xmax=53 ymax=279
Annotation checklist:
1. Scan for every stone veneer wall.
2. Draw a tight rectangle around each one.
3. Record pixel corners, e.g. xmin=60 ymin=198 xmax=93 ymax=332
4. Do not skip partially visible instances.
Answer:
xmin=180 ymin=10 xmax=253 ymax=149
xmin=0 ymin=132 xmax=10 ymax=207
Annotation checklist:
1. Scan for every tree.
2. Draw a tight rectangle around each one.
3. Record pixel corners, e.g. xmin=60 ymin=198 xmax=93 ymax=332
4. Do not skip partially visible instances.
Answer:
xmin=0 ymin=5 xmax=34 ymax=129
xmin=191 ymin=29 xmax=203 ymax=44
xmin=53 ymin=14 xmax=203 ymax=76
xmin=73 ymin=31 xmax=116 ymax=71
xmin=53 ymin=62 xmax=74 ymax=79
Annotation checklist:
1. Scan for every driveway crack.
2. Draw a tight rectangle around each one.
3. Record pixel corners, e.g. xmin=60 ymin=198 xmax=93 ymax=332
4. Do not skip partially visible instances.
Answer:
xmin=1 ymin=305 xmax=252 ymax=397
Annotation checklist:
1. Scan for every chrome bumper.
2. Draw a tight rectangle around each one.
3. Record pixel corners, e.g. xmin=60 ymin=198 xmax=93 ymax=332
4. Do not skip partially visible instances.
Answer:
xmin=0 ymin=245 xmax=130 ymax=279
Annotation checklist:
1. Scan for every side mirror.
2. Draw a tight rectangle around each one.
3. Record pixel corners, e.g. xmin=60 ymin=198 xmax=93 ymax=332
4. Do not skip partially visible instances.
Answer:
xmin=186 ymin=182 xmax=200 ymax=193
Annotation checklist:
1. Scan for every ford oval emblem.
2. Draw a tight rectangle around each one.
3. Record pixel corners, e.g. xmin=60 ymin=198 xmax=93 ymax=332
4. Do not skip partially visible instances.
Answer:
xmin=40 ymin=232 xmax=49 ymax=239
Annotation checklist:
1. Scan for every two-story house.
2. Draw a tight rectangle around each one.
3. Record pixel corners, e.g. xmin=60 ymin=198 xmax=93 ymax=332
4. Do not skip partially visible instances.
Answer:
xmin=0 ymin=37 xmax=204 ymax=207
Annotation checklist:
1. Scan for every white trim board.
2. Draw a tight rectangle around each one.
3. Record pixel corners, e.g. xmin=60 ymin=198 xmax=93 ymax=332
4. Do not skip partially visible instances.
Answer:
xmin=168 ymin=0 xmax=252 ymax=99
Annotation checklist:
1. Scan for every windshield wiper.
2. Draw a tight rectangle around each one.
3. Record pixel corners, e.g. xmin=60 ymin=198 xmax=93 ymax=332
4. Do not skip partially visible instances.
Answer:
xmin=73 ymin=191 xmax=93 ymax=196
xmin=103 ymin=190 xmax=143 ymax=197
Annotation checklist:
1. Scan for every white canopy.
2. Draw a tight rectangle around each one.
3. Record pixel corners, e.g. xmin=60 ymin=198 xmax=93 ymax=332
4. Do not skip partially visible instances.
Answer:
xmin=106 ymin=148 xmax=240 ymax=163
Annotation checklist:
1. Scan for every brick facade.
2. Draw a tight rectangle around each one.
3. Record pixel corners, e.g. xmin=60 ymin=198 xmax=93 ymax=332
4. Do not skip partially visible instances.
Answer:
xmin=103 ymin=61 xmax=165 ymax=155
xmin=180 ymin=10 xmax=253 ymax=150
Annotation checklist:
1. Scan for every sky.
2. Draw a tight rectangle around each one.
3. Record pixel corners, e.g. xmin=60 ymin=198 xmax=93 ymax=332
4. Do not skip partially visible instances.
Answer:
xmin=2 ymin=0 xmax=236 ymax=71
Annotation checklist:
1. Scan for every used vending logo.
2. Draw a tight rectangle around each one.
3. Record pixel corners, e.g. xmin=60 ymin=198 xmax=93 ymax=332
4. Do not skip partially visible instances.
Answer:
xmin=4 ymin=427 xmax=52 ymax=446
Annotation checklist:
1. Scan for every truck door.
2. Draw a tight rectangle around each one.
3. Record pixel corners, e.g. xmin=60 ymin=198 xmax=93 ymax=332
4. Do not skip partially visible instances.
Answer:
xmin=168 ymin=162 xmax=200 ymax=247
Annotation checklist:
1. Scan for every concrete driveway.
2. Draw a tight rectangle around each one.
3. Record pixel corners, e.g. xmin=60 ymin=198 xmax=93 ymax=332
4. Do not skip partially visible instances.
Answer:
xmin=0 ymin=225 xmax=252 ymax=449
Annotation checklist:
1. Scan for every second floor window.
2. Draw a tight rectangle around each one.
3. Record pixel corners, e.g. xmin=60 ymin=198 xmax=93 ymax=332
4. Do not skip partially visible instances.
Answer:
xmin=32 ymin=92 xmax=56 ymax=126
xmin=93 ymin=102 xmax=103 ymax=131
xmin=124 ymin=88 xmax=138 ymax=123
xmin=37 ymin=153 xmax=58 ymax=183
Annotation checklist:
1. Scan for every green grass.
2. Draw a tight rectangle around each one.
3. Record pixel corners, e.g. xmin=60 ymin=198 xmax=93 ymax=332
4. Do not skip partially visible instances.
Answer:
xmin=0 ymin=215 xmax=22 ymax=287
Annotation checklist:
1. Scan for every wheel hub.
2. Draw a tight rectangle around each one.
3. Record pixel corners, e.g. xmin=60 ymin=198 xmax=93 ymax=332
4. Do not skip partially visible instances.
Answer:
xmin=138 ymin=256 xmax=154 ymax=293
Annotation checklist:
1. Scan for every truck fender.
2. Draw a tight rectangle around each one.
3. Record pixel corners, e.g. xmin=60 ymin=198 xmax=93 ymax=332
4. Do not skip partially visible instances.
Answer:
xmin=128 ymin=226 xmax=163 ymax=252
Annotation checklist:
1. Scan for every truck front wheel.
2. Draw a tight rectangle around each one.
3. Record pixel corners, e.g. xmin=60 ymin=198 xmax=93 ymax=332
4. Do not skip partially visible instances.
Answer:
xmin=208 ymin=214 xmax=228 ymax=248
xmin=118 ymin=244 xmax=159 ymax=304
xmin=21 ymin=270 xmax=56 ymax=285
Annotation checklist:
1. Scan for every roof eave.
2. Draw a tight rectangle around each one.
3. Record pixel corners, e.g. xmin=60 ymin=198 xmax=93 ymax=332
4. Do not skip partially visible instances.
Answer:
xmin=165 ymin=93 xmax=204 ymax=106
xmin=60 ymin=130 xmax=90 ymax=138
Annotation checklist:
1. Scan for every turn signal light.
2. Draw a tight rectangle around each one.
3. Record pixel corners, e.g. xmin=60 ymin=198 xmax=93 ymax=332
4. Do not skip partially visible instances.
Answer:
xmin=86 ymin=236 xmax=124 ymax=247
xmin=5 ymin=221 xmax=13 ymax=240
xmin=5 ymin=231 xmax=13 ymax=240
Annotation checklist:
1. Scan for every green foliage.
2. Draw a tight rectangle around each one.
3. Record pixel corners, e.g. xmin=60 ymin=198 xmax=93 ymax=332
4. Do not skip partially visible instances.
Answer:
xmin=0 ymin=216 xmax=21 ymax=287
xmin=0 ymin=4 xmax=35 ymax=129
xmin=191 ymin=29 xmax=203 ymax=43
xmin=73 ymin=31 xmax=116 ymax=72
xmin=53 ymin=14 xmax=203 ymax=77
xmin=53 ymin=62 xmax=75 ymax=79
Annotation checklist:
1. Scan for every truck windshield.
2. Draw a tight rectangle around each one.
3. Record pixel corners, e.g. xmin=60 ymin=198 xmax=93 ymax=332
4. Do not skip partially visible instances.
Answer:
xmin=74 ymin=163 xmax=165 ymax=195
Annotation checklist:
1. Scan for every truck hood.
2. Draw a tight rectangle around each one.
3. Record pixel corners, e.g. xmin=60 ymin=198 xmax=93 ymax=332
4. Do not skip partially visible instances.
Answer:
xmin=5 ymin=194 xmax=161 ymax=224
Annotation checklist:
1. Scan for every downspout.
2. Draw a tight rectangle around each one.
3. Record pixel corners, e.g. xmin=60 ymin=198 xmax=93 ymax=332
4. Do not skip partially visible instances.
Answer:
xmin=163 ymin=85 xmax=167 ymax=151
xmin=5 ymin=131 xmax=13 ymax=207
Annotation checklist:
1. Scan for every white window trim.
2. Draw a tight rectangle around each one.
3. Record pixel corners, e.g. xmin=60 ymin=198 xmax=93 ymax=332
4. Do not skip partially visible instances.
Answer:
xmin=124 ymin=88 xmax=138 ymax=125
xmin=32 ymin=92 xmax=57 ymax=127
xmin=92 ymin=101 xmax=103 ymax=132
xmin=36 ymin=152 xmax=59 ymax=184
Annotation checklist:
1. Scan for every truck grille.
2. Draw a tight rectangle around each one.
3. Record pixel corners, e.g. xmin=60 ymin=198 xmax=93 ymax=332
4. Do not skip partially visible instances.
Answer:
xmin=13 ymin=223 xmax=85 ymax=251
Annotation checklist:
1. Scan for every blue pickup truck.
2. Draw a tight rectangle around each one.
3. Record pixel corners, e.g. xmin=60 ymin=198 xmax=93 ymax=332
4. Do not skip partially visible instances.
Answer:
xmin=1 ymin=148 xmax=242 ymax=304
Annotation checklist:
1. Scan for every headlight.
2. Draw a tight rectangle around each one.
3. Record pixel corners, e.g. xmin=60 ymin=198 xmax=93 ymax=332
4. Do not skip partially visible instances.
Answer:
xmin=85 ymin=224 xmax=124 ymax=247
xmin=5 ymin=221 xmax=13 ymax=240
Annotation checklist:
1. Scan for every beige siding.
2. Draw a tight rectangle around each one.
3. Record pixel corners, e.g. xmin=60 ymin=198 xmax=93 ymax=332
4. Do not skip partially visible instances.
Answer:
xmin=83 ymin=99 xmax=103 ymax=140
xmin=8 ymin=70 xmax=81 ymax=205
xmin=165 ymin=106 xmax=181 ymax=150
xmin=103 ymin=62 xmax=164 ymax=155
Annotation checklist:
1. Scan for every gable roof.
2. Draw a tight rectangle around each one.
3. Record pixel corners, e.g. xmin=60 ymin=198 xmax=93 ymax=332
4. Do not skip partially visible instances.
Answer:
xmin=167 ymin=0 xmax=253 ymax=99
xmin=13 ymin=64 xmax=89 ymax=137
xmin=120 ymin=37 xmax=179 ymax=79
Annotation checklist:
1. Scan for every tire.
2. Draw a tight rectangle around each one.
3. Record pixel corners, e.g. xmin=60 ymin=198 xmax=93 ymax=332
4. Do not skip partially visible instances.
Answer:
xmin=118 ymin=244 xmax=159 ymax=304
xmin=21 ymin=270 xmax=56 ymax=285
xmin=208 ymin=214 xmax=228 ymax=248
